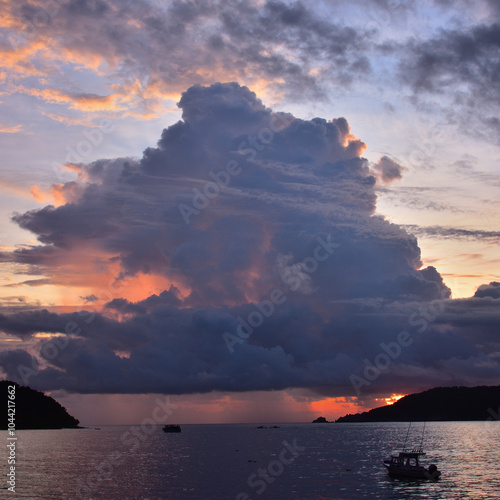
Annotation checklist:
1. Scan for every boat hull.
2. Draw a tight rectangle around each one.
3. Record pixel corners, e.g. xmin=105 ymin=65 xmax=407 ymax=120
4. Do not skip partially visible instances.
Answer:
xmin=384 ymin=463 xmax=440 ymax=480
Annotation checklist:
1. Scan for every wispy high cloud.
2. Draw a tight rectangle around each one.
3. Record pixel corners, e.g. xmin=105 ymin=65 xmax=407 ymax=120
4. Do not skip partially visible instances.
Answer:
xmin=1 ymin=0 xmax=373 ymax=121
xmin=405 ymin=225 xmax=500 ymax=243
xmin=2 ymin=0 xmax=499 ymax=138
xmin=0 ymin=123 xmax=23 ymax=133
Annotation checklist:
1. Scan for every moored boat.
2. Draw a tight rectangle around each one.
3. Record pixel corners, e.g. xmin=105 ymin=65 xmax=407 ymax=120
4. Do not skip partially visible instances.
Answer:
xmin=383 ymin=448 xmax=440 ymax=479
xmin=383 ymin=422 xmax=440 ymax=480
xmin=162 ymin=424 xmax=181 ymax=433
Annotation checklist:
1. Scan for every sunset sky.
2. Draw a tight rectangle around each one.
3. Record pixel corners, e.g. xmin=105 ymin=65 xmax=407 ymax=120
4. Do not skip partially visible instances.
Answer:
xmin=0 ymin=0 xmax=499 ymax=425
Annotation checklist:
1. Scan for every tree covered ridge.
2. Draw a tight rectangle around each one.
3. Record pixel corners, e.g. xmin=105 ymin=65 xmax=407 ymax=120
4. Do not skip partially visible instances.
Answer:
xmin=1 ymin=380 xmax=80 ymax=429
xmin=336 ymin=386 xmax=500 ymax=422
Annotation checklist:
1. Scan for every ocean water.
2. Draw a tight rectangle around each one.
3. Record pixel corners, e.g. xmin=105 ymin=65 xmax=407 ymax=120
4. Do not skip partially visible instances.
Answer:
xmin=1 ymin=421 xmax=499 ymax=499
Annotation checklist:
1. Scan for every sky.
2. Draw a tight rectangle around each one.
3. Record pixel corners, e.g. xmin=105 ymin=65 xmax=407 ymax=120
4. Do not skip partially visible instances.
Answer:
xmin=0 ymin=0 xmax=499 ymax=425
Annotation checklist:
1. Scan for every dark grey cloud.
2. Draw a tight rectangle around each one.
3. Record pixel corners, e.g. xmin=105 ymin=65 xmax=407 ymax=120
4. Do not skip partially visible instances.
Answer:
xmin=80 ymin=294 xmax=99 ymax=303
xmin=399 ymin=22 xmax=500 ymax=140
xmin=474 ymin=282 xmax=500 ymax=299
xmin=0 ymin=290 xmax=499 ymax=396
xmin=432 ymin=0 xmax=500 ymax=22
xmin=401 ymin=23 xmax=500 ymax=94
xmin=218 ymin=0 xmax=370 ymax=91
xmin=1 ymin=82 xmax=499 ymax=397
xmin=5 ymin=278 xmax=53 ymax=287
xmin=372 ymin=156 xmax=405 ymax=184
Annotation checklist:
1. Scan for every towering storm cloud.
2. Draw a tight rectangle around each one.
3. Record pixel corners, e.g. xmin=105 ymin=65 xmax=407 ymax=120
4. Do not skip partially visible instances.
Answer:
xmin=0 ymin=83 xmax=499 ymax=398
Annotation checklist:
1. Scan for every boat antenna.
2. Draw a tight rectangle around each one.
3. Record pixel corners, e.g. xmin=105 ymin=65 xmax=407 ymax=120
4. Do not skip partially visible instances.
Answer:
xmin=402 ymin=422 xmax=412 ymax=452
xmin=419 ymin=421 xmax=426 ymax=450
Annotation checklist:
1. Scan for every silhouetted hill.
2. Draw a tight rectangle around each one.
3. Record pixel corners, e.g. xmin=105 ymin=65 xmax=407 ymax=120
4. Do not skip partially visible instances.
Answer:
xmin=336 ymin=386 xmax=500 ymax=422
xmin=1 ymin=380 xmax=80 ymax=429
xmin=312 ymin=416 xmax=330 ymax=423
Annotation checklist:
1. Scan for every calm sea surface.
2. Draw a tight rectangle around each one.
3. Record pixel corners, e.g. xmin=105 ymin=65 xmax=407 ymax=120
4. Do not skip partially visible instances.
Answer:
xmin=1 ymin=421 xmax=499 ymax=499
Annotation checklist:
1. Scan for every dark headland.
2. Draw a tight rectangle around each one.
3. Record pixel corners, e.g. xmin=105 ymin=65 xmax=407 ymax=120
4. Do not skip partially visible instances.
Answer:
xmin=312 ymin=416 xmax=330 ymax=423
xmin=1 ymin=380 xmax=80 ymax=429
xmin=336 ymin=385 xmax=500 ymax=422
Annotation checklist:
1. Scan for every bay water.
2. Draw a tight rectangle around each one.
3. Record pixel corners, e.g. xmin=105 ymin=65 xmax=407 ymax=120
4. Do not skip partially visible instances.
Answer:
xmin=1 ymin=421 xmax=499 ymax=499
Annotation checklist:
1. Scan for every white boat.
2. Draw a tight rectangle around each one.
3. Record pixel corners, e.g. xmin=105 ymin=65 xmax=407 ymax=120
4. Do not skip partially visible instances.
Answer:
xmin=383 ymin=448 xmax=440 ymax=479
xmin=383 ymin=422 xmax=440 ymax=480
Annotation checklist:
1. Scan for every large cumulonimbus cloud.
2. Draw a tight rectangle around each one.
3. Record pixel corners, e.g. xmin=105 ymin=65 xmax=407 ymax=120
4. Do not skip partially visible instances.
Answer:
xmin=0 ymin=82 xmax=499 ymax=397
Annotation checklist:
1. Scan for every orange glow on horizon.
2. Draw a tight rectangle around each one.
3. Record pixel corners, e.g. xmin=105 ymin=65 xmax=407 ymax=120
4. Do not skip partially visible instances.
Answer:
xmin=382 ymin=394 xmax=405 ymax=405
xmin=372 ymin=394 xmax=406 ymax=406
xmin=309 ymin=397 xmax=367 ymax=419
xmin=309 ymin=393 xmax=407 ymax=420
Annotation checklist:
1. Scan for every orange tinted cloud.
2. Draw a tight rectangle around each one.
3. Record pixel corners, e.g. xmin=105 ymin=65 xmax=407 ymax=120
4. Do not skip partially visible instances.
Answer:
xmin=0 ymin=39 xmax=47 ymax=76
xmin=331 ymin=118 xmax=367 ymax=157
xmin=41 ymin=111 xmax=94 ymax=127
xmin=29 ymin=185 xmax=45 ymax=203
xmin=15 ymin=85 xmax=121 ymax=112
xmin=14 ymin=80 xmax=177 ymax=118
xmin=0 ymin=123 xmax=22 ymax=133
xmin=30 ymin=182 xmax=83 ymax=206
xmin=57 ymin=46 xmax=108 ymax=72
xmin=104 ymin=272 xmax=190 ymax=305
xmin=7 ymin=243 xmax=190 ymax=309
xmin=0 ymin=6 xmax=16 ymax=29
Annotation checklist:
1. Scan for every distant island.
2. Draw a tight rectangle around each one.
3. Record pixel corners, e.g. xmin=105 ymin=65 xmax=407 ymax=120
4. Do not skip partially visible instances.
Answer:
xmin=312 ymin=416 xmax=330 ymax=423
xmin=336 ymin=385 xmax=500 ymax=422
xmin=1 ymin=380 xmax=80 ymax=429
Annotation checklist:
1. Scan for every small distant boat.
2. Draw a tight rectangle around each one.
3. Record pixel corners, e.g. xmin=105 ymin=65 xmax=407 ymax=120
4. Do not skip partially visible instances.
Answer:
xmin=383 ymin=422 xmax=440 ymax=480
xmin=162 ymin=424 xmax=181 ymax=433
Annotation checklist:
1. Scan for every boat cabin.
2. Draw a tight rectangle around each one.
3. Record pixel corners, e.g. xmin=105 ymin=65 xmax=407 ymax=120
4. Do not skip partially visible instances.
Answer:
xmin=388 ymin=450 xmax=425 ymax=468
